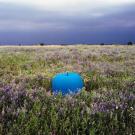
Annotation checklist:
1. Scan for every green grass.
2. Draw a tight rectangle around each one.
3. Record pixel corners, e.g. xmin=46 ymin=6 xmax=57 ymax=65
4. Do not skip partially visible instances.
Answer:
xmin=0 ymin=45 xmax=135 ymax=135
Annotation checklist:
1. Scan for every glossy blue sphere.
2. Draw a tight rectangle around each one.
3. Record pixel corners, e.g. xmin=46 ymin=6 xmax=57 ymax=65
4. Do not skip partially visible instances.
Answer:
xmin=52 ymin=72 xmax=84 ymax=95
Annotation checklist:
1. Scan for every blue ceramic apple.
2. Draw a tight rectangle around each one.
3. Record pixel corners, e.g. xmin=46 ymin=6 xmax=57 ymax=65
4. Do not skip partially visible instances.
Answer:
xmin=52 ymin=72 xmax=84 ymax=95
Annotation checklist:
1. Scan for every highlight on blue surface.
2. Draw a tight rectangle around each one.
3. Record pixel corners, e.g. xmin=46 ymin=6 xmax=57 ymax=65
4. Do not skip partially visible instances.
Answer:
xmin=52 ymin=72 xmax=84 ymax=95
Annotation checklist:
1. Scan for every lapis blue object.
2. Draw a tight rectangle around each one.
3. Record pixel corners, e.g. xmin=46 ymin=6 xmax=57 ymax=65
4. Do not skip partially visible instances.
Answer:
xmin=52 ymin=72 xmax=84 ymax=95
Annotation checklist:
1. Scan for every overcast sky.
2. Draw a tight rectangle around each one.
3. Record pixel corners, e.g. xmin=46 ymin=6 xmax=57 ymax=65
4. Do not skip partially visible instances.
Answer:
xmin=0 ymin=0 xmax=135 ymax=44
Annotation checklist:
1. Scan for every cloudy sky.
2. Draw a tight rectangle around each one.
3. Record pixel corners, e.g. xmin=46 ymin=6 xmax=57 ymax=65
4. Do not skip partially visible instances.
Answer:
xmin=0 ymin=0 xmax=135 ymax=44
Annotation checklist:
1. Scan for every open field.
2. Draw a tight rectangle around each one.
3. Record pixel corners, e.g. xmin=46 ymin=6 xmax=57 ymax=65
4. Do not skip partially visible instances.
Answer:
xmin=0 ymin=45 xmax=135 ymax=134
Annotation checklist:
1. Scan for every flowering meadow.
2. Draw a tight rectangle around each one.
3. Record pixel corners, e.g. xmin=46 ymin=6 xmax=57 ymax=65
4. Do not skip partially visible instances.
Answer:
xmin=0 ymin=45 xmax=135 ymax=135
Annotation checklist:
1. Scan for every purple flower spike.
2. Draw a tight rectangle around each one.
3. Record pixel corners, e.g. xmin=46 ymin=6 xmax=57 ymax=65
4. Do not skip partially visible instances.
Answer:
xmin=3 ymin=85 xmax=12 ymax=93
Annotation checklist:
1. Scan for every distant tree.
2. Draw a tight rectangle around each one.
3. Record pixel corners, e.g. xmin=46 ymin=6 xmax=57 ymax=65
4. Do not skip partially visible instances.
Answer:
xmin=40 ymin=43 xmax=44 ymax=46
xmin=127 ymin=42 xmax=133 ymax=45
xmin=100 ymin=43 xmax=105 ymax=45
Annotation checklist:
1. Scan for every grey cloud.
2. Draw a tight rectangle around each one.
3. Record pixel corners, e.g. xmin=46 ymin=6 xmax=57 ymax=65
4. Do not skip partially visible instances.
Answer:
xmin=0 ymin=2 xmax=135 ymax=44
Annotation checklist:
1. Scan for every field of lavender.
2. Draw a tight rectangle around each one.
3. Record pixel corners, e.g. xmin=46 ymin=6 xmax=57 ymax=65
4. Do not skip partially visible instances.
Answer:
xmin=0 ymin=45 xmax=135 ymax=135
